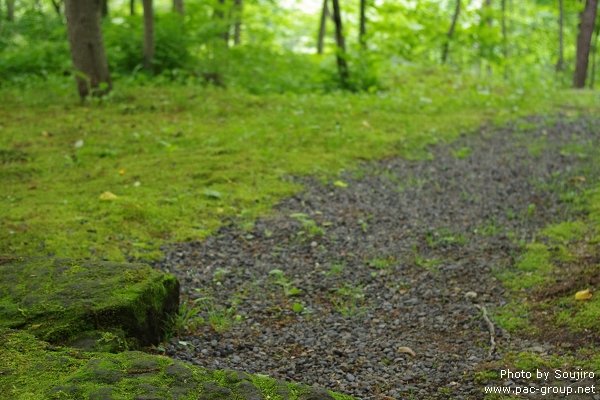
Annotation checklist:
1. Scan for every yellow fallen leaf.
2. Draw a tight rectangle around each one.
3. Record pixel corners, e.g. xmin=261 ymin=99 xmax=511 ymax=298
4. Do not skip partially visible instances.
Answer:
xmin=362 ymin=120 xmax=371 ymax=128
xmin=334 ymin=180 xmax=348 ymax=188
xmin=397 ymin=346 xmax=416 ymax=357
xmin=118 ymin=168 xmax=126 ymax=176
xmin=99 ymin=191 xmax=118 ymax=201
xmin=575 ymin=289 xmax=592 ymax=301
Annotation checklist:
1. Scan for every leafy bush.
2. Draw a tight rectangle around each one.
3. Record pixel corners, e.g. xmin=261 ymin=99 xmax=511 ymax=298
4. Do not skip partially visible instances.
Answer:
xmin=104 ymin=14 xmax=191 ymax=75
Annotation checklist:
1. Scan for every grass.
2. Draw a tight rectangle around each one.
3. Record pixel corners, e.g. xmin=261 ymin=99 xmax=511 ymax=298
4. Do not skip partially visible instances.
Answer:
xmin=1 ymin=75 xmax=599 ymax=262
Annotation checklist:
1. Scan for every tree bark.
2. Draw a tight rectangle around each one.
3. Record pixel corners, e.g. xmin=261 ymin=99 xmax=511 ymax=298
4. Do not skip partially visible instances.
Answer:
xmin=441 ymin=0 xmax=461 ymax=64
xmin=359 ymin=0 xmax=366 ymax=49
xmin=130 ymin=0 xmax=135 ymax=15
xmin=173 ymin=0 xmax=184 ymax=15
xmin=331 ymin=0 xmax=349 ymax=87
xmin=317 ymin=0 xmax=329 ymax=54
xmin=6 ymin=0 xmax=14 ymax=22
xmin=573 ymin=0 xmax=598 ymax=88
xmin=233 ymin=0 xmax=242 ymax=45
xmin=65 ymin=0 xmax=112 ymax=99
xmin=556 ymin=0 xmax=565 ymax=71
xmin=142 ymin=0 xmax=155 ymax=71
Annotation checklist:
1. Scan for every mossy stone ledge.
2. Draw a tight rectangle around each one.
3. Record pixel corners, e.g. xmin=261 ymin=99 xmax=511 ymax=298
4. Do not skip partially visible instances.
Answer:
xmin=0 ymin=257 xmax=179 ymax=347
xmin=0 ymin=330 xmax=356 ymax=400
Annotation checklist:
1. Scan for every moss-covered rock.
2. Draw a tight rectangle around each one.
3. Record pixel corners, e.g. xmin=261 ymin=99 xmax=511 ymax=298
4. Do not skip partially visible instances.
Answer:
xmin=0 ymin=330 xmax=355 ymax=400
xmin=0 ymin=257 xmax=179 ymax=346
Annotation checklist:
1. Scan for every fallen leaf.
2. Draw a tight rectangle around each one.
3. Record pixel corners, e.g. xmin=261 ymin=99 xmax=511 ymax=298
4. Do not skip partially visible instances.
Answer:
xmin=397 ymin=346 xmax=416 ymax=357
xmin=575 ymin=289 xmax=592 ymax=301
xmin=74 ymin=139 xmax=84 ymax=149
xmin=570 ymin=176 xmax=586 ymax=184
xmin=99 ymin=191 xmax=118 ymax=201
xmin=362 ymin=120 xmax=371 ymax=128
xmin=334 ymin=180 xmax=348 ymax=188
xmin=118 ymin=168 xmax=126 ymax=176
xmin=41 ymin=131 xmax=52 ymax=138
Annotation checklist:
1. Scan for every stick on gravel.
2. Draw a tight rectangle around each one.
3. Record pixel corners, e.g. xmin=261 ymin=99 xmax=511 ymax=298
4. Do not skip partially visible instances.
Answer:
xmin=475 ymin=304 xmax=496 ymax=358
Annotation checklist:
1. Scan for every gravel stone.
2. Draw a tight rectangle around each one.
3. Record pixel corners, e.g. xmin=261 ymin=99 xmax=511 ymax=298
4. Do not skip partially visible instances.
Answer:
xmin=157 ymin=116 xmax=600 ymax=399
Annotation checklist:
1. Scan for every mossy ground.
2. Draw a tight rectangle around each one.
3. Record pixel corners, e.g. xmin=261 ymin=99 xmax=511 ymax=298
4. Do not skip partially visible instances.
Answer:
xmin=483 ymin=145 xmax=600 ymax=391
xmin=0 ymin=257 xmax=179 ymax=346
xmin=1 ymin=76 xmax=598 ymax=262
xmin=0 ymin=329 xmax=355 ymax=400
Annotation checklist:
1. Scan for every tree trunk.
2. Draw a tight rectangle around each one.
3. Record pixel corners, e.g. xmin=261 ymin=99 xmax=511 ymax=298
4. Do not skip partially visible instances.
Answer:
xmin=142 ymin=0 xmax=155 ymax=72
xmin=331 ymin=0 xmax=349 ymax=87
xmin=173 ymin=0 xmax=184 ymax=15
xmin=441 ymin=0 xmax=461 ymax=64
xmin=214 ymin=0 xmax=230 ymax=45
xmin=556 ymin=0 xmax=565 ymax=71
xmin=501 ymin=0 xmax=508 ymax=78
xmin=101 ymin=0 xmax=108 ymax=18
xmin=479 ymin=0 xmax=493 ymax=73
xmin=51 ymin=0 xmax=63 ymax=17
xmin=317 ymin=0 xmax=329 ymax=54
xmin=65 ymin=0 xmax=112 ymax=99
xmin=130 ymin=0 xmax=135 ymax=15
xmin=359 ymin=0 xmax=366 ymax=49
xmin=6 ymin=0 xmax=14 ymax=21
xmin=233 ymin=0 xmax=242 ymax=45
xmin=573 ymin=0 xmax=598 ymax=88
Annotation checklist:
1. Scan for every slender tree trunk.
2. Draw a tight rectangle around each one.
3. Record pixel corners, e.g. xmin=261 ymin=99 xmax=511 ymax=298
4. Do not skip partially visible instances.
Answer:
xmin=480 ymin=0 xmax=493 ymax=74
xmin=51 ymin=0 xmax=63 ymax=17
xmin=142 ymin=0 xmax=155 ymax=72
xmin=331 ymin=0 xmax=349 ymax=87
xmin=441 ymin=0 xmax=461 ymax=64
xmin=573 ymin=0 xmax=598 ymax=88
xmin=233 ymin=0 xmax=241 ymax=45
xmin=101 ymin=0 xmax=108 ymax=18
xmin=65 ymin=0 xmax=112 ymax=99
xmin=6 ymin=0 xmax=14 ymax=21
xmin=173 ymin=0 xmax=184 ymax=15
xmin=556 ymin=0 xmax=565 ymax=71
xmin=130 ymin=0 xmax=135 ymax=15
xmin=317 ymin=0 xmax=329 ymax=54
xmin=359 ymin=0 xmax=366 ymax=49
xmin=501 ymin=0 xmax=508 ymax=78
xmin=214 ymin=0 xmax=230 ymax=45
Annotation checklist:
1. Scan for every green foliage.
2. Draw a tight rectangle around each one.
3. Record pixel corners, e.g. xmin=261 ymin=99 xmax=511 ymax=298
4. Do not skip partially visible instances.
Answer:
xmin=330 ymin=284 xmax=366 ymax=316
xmin=268 ymin=269 xmax=302 ymax=297
xmin=103 ymin=14 xmax=192 ymax=75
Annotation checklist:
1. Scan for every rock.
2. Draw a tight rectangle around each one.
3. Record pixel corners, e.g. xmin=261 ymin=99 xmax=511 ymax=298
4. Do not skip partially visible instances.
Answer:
xmin=464 ymin=291 xmax=478 ymax=300
xmin=0 ymin=330 xmax=355 ymax=400
xmin=0 ymin=257 xmax=179 ymax=346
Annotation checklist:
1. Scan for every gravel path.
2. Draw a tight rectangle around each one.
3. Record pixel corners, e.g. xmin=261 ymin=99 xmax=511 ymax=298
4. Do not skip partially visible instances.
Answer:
xmin=157 ymin=116 xmax=600 ymax=399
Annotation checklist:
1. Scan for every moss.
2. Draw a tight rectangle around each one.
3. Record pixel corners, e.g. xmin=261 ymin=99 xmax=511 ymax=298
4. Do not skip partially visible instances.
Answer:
xmin=494 ymin=301 xmax=532 ymax=333
xmin=556 ymin=290 xmax=600 ymax=331
xmin=1 ymin=82 xmax=597 ymax=262
xmin=0 ymin=330 xmax=356 ymax=400
xmin=541 ymin=221 xmax=587 ymax=244
xmin=0 ymin=257 xmax=179 ymax=346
